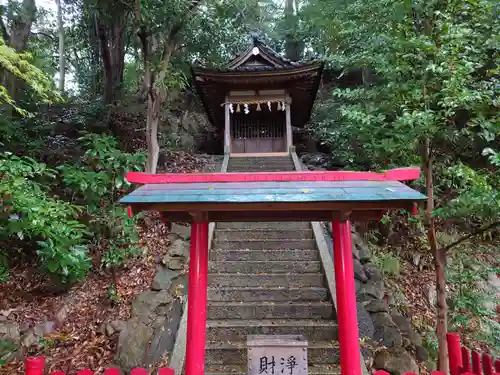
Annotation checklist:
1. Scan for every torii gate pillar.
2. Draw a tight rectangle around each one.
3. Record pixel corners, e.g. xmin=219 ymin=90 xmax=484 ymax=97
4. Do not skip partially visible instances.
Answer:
xmin=332 ymin=219 xmax=362 ymax=375
xmin=184 ymin=218 xmax=209 ymax=375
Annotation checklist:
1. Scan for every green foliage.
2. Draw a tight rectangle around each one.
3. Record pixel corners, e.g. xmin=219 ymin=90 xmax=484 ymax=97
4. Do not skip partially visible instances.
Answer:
xmin=0 ymin=339 xmax=17 ymax=366
xmin=305 ymin=0 xmax=499 ymax=232
xmin=0 ymin=130 xmax=146 ymax=284
xmin=60 ymin=133 xmax=145 ymax=268
xmin=0 ymin=153 xmax=91 ymax=284
xmin=0 ymin=37 xmax=59 ymax=114
xmin=100 ymin=207 xmax=142 ymax=269
xmin=107 ymin=283 xmax=121 ymax=302
xmin=306 ymin=0 xmax=499 ymax=168
xmin=372 ymin=250 xmax=401 ymax=277
xmin=60 ymin=133 xmax=145 ymax=208
xmin=447 ymin=247 xmax=500 ymax=353
xmin=435 ymin=163 xmax=499 ymax=222
xmin=0 ymin=249 xmax=8 ymax=284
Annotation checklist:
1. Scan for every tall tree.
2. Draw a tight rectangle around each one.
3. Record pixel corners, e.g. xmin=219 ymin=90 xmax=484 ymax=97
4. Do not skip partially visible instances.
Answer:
xmin=136 ymin=0 xmax=202 ymax=173
xmin=284 ymin=0 xmax=301 ymax=60
xmin=94 ymin=0 xmax=129 ymax=104
xmin=55 ymin=0 xmax=65 ymax=92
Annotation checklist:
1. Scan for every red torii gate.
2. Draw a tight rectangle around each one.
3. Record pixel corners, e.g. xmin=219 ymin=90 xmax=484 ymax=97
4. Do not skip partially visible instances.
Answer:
xmin=121 ymin=168 xmax=426 ymax=375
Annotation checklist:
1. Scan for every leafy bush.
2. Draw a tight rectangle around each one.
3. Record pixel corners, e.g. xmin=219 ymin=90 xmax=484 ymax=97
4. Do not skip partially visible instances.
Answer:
xmin=447 ymin=248 xmax=500 ymax=353
xmin=0 ymin=153 xmax=91 ymax=284
xmin=0 ymin=339 xmax=17 ymax=366
xmin=101 ymin=207 xmax=142 ymax=269
xmin=60 ymin=134 xmax=145 ymax=268
xmin=60 ymin=133 xmax=145 ymax=207
xmin=435 ymin=163 xmax=500 ymax=223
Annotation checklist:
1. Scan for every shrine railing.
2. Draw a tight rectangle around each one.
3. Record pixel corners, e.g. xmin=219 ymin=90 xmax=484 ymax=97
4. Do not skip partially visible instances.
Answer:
xmin=447 ymin=333 xmax=500 ymax=375
xmin=23 ymin=333 xmax=499 ymax=375
xmin=25 ymin=357 xmax=174 ymax=375
xmin=375 ymin=334 xmax=499 ymax=375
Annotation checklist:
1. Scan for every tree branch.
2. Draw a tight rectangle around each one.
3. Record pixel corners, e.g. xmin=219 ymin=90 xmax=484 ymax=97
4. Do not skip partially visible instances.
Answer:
xmin=31 ymin=31 xmax=55 ymax=40
xmin=442 ymin=221 xmax=500 ymax=254
xmin=166 ymin=0 xmax=203 ymax=43
xmin=158 ymin=0 xmax=202 ymax=76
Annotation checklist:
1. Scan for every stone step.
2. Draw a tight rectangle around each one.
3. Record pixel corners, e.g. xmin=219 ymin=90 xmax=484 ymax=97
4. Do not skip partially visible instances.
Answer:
xmin=228 ymin=166 xmax=296 ymax=172
xmin=217 ymin=222 xmax=310 ymax=230
xmin=210 ymin=249 xmax=319 ymax=262
xmin=208 ymin=273 xmax=324 ymax=287
xmin=214 ymin=239 xmax=317 ymax=250
xmin=207 ymin=286 xmax=328 ymax=302
xmin=205 ymin=341 xmax=340 ymax=365
xmin=229 ymin=156 xmax=293 ymax=164
xmin=206 ymin=319 xmax=338 ymax=342
xmin=205 ymin=364 xmax=341 ymax=375
xmin=216 ymin=229 xmax=314 ymax=241
xmin=229 ymin=159 xmax=293 ymax=163
xmin=209 ymin=261 xmax=322 ymax=274
xmin=229 ymin=163 xmax=294 ymax=166
xmin=228 ymin=168 xmax=296 ymax=172
xmin=207 ymin=301 xmax=334 ymax=320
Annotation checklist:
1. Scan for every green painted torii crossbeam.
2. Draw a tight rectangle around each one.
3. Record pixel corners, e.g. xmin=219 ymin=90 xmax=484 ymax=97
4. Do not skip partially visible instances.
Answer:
xmin=120 ymin=168 xmax=426 ymax=375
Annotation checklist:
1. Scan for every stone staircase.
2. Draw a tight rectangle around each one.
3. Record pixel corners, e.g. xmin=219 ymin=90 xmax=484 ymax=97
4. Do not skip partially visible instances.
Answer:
xmin=205 ymin=156 xmax=340 ymax=375
xmin=227 ymin=156 xmax=297 ymax=172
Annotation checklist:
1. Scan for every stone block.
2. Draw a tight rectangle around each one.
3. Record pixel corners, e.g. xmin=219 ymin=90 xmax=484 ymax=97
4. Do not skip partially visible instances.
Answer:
xmin=247 ymin=335 xmax=308 ymax=375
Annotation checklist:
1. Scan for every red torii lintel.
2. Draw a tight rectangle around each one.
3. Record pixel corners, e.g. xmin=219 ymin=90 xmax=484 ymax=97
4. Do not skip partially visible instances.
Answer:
xmin=126 ymin=167 xmax=421 ymax=184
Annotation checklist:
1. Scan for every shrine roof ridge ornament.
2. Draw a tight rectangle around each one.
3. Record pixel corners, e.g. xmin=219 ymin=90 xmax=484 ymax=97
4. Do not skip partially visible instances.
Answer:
xmin=125 ymin=167 xmax=421 ymax=185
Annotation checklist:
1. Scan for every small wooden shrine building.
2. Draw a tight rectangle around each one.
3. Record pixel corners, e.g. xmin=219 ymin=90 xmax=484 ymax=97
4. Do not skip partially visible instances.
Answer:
xmin=192 ymin=36 xmax=324 ymax=156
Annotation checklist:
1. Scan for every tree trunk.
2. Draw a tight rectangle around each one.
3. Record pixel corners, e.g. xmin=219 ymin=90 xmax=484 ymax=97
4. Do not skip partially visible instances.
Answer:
xmin=136 ymin=0 xmax=201 ymax=172
xmin=423 ymin=138 xmax=448 ymax=373
xmin=55 ymin=0 xmax=65 ymax=92
xmin=97 ymin=14 xmax=126 ymax=105
xmin=284 ymin=0 xmax=302 ymax=61
xmin=145 ymin=88 xmax=161 ymax=173
xmin=8 ymin=0 xmax=36 ymax=52
xmin=89 ymin=12 xmax=102 ymax=95
xmin=3 ymin=0 xmax=36 ymax=100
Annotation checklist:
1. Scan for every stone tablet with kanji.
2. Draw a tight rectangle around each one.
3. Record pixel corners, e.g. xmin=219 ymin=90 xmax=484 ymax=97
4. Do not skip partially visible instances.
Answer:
xmin=247 ymin=335 xmax=308 ymax=375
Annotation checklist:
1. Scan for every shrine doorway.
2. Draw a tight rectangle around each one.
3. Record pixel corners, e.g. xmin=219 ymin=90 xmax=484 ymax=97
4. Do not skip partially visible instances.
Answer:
xmin=231 ymin=110 xmax=286 ymax=154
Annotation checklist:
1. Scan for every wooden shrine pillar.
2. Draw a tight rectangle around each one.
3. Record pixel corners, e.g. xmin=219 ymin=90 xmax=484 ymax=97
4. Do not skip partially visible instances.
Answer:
xmin=332 ymin=219 xmax=362 ymax=375
xmin=285 ymin=93 xmax=292 ymax=152
xmin=224 ymin=96 xmax=230 ymax=154
xmin=185 ymin=217 xmax=209 ymax=375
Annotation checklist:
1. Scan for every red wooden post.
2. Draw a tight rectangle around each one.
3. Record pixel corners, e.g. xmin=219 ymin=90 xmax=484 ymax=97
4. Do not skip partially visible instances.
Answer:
xmin=462 ymin=348 xmax=471 ymax=372
xmin=482 ymin=353 xmax=493 ymax=375
xmin=472 ymin=351 xmax=482 ymax=375
xmin=130 ymin=369 xmax=148 ymax=375
xmin=158 ymin=368 xmax=175 ymax=375
xmin=447 ymin=333 xmax=463 ymax=375
xmin=184 ymin=218 xmax=209 ymax=375
xmin=26 ymin=357 xmax=45 ymax=375
xmin=332 ymin=220 xmax=361 ymax=375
